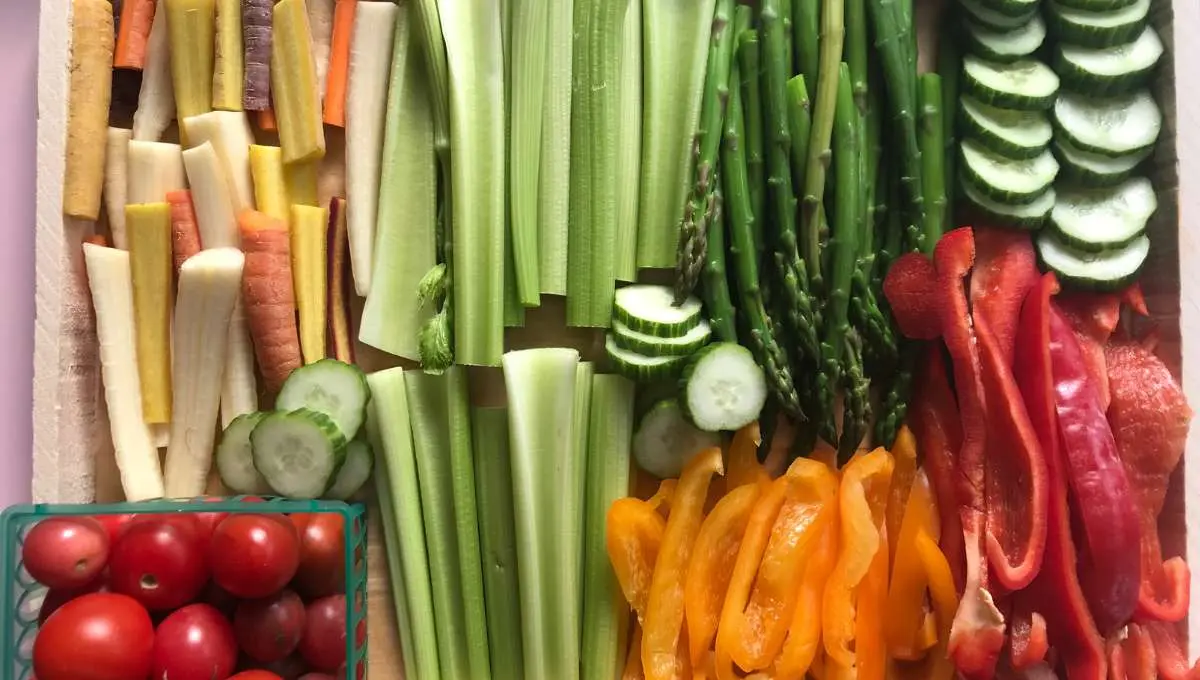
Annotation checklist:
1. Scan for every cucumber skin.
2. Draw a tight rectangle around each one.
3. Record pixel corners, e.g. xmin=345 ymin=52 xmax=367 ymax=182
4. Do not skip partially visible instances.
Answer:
xmin=1054 ymin=0 xmax=1138 ymax=12
xmin=611 ymin=321 xmax=712 ymax=357
xmin=963 ymin=22 xmax=1045 ymax=63
xmin=959 ymin=177 xmax=1050 ymax=230
xmin=958 ymin=104 xmax=1050 ymax=160
xmin=1052 ymin=141 xmax=1145 ymax=188
xmin=962 ymin=62 xmax=1058 ymax=111
xmin=960 ymin=145 xmax=1058 ymax=205
xmin=251 ymin=408 xmax=349 ymax=499
xmin=611 ymin=295 xmax=703 ymax=337
xmin=1035 ymin=243 xmax=1148 ymax=292
xmin=216 ymin=411 xmax=272 ymax=495
xmin=605 ymin=335 xmax=687 ymax=382
xmin=1053 ymin=47 xmax=1158 ymax=98
xmin=1046 ymin=2 xmax=1148 ymax=49
xmin=277 ymin=358 xmax=372 ymax=439
xmin=1048 ymin=218 xmax=1145 ymax=254
xmin=973 ymin=0 xmax=1040 ymax=19
xmin=959 ymin=0 xmax=1039 ymax=31
xmin=1051 ymin=115 xmax=1157 ymax=161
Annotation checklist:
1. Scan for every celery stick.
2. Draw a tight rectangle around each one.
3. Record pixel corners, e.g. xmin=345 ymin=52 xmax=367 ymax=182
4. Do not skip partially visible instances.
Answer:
xmin=614 ymin=0 xmax=643 ymax=282
xmin=561 ymin=362 xmax=594 ymax=674
xmin=502 ymin=348 xmax=581 ymax=680
xmin=372 ymin=455 xmax=419 ymax=680
xmin=366 ymin=368 xmax=442 ymax=680
xmin=501 ymin=0 xmax=526 ymax=329
xmin=509 ymin=0 xmax=547 ymax=306
xmin=360 ymin=3 xmax=437 ymax=360
xmin=439 ymin=0 xmax=505 ymax=366
xmin=472 ymin=407 xmax=525 ymax=680
xmin=537 ymin=0 xmax=574 ymax=296
xmin=405 ymin=369 xmax=490 ymax=680
xmin=637 ymin=0 xmax=718 ymax=268
xmin=581 ymin=374 xmax=635 ymax=680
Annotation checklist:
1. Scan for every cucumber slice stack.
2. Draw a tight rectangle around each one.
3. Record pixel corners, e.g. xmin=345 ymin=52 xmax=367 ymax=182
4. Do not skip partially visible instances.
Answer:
xmin=606 ymin=285 xmax=714 ymax=382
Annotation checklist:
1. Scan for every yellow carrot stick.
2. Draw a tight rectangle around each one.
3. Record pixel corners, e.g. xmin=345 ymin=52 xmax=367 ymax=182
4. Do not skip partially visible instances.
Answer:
xmin=212 ymin=0 xmax=245 ymax=111
xmin=285 ymin=160 xmax=320 ymax=207
xmin=273 ymin=0 xmax=327 ymax=164
xmin=290 ymin=204 xmax=329 ymax=363
xmin=249 ymin=145 xmax=290 ymax=221
xmin=63 ymin=0 xmax=115 ymax=220
xmin=126 ymin=203 xmax=174 ymax=423
xmin=165 ymin=0 xmax=216 ymax=145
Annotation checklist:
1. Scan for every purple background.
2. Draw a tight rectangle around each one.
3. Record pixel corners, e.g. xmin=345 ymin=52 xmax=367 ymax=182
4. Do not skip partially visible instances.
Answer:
xmin=0 ymin=1 xmax=39 ymax=507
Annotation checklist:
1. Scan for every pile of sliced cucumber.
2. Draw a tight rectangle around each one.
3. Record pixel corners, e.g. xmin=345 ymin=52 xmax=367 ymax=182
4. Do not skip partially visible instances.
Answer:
xmin=607 ymin=284 xmax=713 ymax=381
xmin=216 ymin=359 xmax=376 ymax=500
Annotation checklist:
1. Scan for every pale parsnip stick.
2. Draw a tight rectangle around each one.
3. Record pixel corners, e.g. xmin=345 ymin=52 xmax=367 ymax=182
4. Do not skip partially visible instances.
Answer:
xmin=104 ymin=128 xmax=133 ymax=249
xmin=133 ymin=0 xmax=177 ymax=141
xmin=126 ymin=140 xmax=186 ymax=203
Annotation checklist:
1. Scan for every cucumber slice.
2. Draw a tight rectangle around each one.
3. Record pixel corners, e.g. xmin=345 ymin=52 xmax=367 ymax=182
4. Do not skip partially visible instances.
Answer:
xmin=972 ymin=0 xmax=1039 ymax=19
xmin=216 ymin=412 xmax=272 ymax=495
xmin=1054 ymin=138 xmax=1150 ymax=188
xmin=1055 ymin=0 xmax=1138 ymax=10
xmin=959 ymin=97 xmax=1052 ymax=159
xmin=612 ymin=284 xmax=703 ymax=336
xmin=960 ymin=176 xmax=1055 ymax=230
xmin=1036 ymin=230 xmax=1150 ymax=291
xmin=960 ymin=138 xmax=1059 ymax=204
xmin=276 ymin=359 xmax=372 ymax=440
xmin=680 ymin=342 xmax=767 ymax=432
xmin=326 ymin=439 xmax=375 ymax=501
xmin=605 ymin=334 xmax=687 ymax=382
xmin=251 ymin=408 xmax=348 ymax=499
xmin=1054 ymin=26 xmax=1162 ymax=96
xmin=1049 ymin=177 xmax=1157 ymax=252
xmin=612 ymin=318 xmax=712 ymax=357
xmin=1046 ymin=0 xmax=1150 ymax=49
xmin=964 ymin=15 xmax=1047 ymax=63
xmin=959 ymin=0 xmax=1039 ymax=31
xmin=1053 ymin=89 xmax=1161 ymax=159
xmin=962 ymin=55 xmax=1060 ymax=111
xmin=632 ymin=399 xmax=723 ymax=478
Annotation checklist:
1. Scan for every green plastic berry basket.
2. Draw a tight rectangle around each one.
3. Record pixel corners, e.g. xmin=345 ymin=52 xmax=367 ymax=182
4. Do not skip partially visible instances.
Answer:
xmin=0 ymin=496 xmax=368 ymax=680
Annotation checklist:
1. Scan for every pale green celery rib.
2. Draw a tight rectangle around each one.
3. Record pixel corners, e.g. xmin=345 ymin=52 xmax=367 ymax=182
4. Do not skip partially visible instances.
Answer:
xmin=614 ymin=0 xmax=643 ymax=283
xmin=509 ymin=0 xmax=548 ymax=306
xmin=365 ymin=368 xmax=441 ymax=680
xmin=502 ymin=348 xmax=582 ymax=680
xmin=472 ymin=407 xmax=526 ymax=680
xmin=372 ymin=446 xmax=419 ymax=680
xmin=440 ymin=0 xmax=506 ymax=366
xmin=359 ymin=5 xmax=436 ymax=360
xmin=537 ymin=0 xmax=574 ymax=296
xmin=581 ymin=374 xmax=635 ymax=680
xmin=554 ymin=362 xmax=594 ymax=677
xmin=502 ymin=0 xmax=526 ymax=329
xmin=637 ymin=0 xmax=719 ymax=269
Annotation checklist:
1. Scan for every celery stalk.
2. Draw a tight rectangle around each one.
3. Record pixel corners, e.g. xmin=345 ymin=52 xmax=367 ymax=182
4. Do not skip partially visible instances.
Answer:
xmin=502 ymin=348 xmax=582 ymax=680
xmin=439 ymin=0 xmax=506 ymax=366
xmin=472 ymin=407 xmax=525 ymax=680
xmin=366 ymin=368 xmax=442 ymax=680
xmin=614 ymin=0 xmax=643 ymax=282
xmin=557 ymin=362 xmax=594 ymax=675
xmin=637 ymin=0 xmax=718 ymax=268
xmin=509 ymin=0 xmax=548 ymax=306
xmin=501 ymin=0 xmax=526 ymax=329
xmin=359 ymin=3 xmax=437 ymax=360
xmin=405 ymin=368 xmax=491 ymax=680
xmin=581 ymin=374 xmax=635 ymax=680
xmin=537 ymin=0 xmax=574 ymax=295
xmin=372 ymin=455 xmax=419 ymax=680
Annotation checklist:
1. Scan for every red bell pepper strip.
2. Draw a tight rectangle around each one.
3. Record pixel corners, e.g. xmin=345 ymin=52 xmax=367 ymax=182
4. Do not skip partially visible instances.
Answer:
xmin=1014 ymin=272 xmax=1107 ymax=680
xmin=933 ymin=228 xmax=1006 ymax=680
xmin=883 ymin=251 xmax=943 ymax=340
xmin=1144 ymin=621 xmax=1200 ymax=680
xmin=969 ymin=227 xmax=1040 ymax=363
xmin=1048 ymin=306 xmax=1141 ymax=634
xmin=1008 ymin=605 xmax=1049 ymax=670
xmin=1109 ymin=623 xmax=1157 ymax=680
xmin=1106 ymin=341 xmax=1193 ymax=624
xmin=642 ymin=447 xmax=724 ymax=680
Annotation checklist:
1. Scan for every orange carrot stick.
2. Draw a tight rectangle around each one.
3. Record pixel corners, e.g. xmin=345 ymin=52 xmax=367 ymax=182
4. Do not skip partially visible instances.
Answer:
xmin=167 ymin=189 xmax=202 ymax=275
xmin=322 ymin=0 xmax=356 ymax=127
xmin=258 ymin=106 xmax=278 ymax=132
xmin=114 ymin=0 xmax=156 ymax=69
xmin=238 ymin=210 xmax=302 ymax=394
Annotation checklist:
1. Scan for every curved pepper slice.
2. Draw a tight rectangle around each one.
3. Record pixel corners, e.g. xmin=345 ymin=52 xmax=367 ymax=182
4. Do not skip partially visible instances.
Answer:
xmin=715 ymin=457 xmax=838 ymax=678
xmin=625 ymin=625 xmax=645 ymax=680
xmin=685 ymin=481 xmax=763 ymax=671
xmin=1008 ymin=605 xmax=1048 ymax=669
xmin=917 ymin=528 xmax=962 ymax=680
xmin=822 ymin=447 xmax=894 ymax=671
xmin=885 ymin=470 xmax=939 ymax=660
xmin=642 ymin=447 xmax=724 ymax=680
xmin=773 ymin=499 xmax=840 ymax=680
xmin=855 ymin=532 xmax=889 ymax=680
xmin=726 ymin=422 xmax=766 ymax=492
xmin=1144 ymin=621 xmax=1200 ymax=680
xmin=886 ymin=425 xmax=919 ymax=563
xmin=607 ymin=496 xmax=668 ymax=621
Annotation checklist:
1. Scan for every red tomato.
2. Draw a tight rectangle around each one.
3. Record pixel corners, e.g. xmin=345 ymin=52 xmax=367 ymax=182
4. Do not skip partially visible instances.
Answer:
xmin=234 ymin=589 xmax=306 ymax=663
xmin=291 ymin=513 xmax=345 ymax=599
xmin=124 ymin=512 xmax=200 ymax=536
xmin=298 ymin=674 xmax=337 ymax=680
xmin=38 ymin=578 xmax=107 ymax=625
xmin=209 ymin=514 xmax=300 ymax=598
xmin=193 ymin=508 xmax=230 ymax=551
xmin=201 ymin=580 xmax=239 ymax=619
xmin=32 ymin=593 xmax=154 ymax=680
xmin=298 ymin=595 xmax=347 ymax=672
xmin=151 ymin=604 xmax=238 ymax=680
xmin=22 ymin=517 xmax=110 ymax=589
xmin=109 ymin=519 xmax=209 ymax=610
xmin=94 ymin=514 xmax=133 ymax=544
xmin=258 ymin=653 xmax=309 ymax=679
xmin=227 ymin=673 xmax=284 ymax=680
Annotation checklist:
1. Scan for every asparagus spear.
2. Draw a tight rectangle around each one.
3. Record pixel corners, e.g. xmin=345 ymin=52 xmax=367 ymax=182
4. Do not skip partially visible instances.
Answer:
xmin=918 ymin=74 xmax=946 ymax=250
xmin=702 ymin=184 xmax=737 ymax=342
xmin=799 ymin=0 xmax=844 ymax=293
xmin=675 ymin=0 xmax=737 ymax=303
xmin=737 ymin=31 xmax=766 ymax=254
xmin=875 ymin=343 xmax=914 ymax=448
xmin=840 ymin=329 xmax=871 ymax=461
xmin=723 ymin=54 xmax=802 ymax=418
xmin=786 ymin=76 xmax=810 ymax=204
xmin=792 ymin=0 xmax=818 ymax=90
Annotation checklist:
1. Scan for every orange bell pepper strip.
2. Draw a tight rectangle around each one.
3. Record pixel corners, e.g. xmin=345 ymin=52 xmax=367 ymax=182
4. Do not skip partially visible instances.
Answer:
xmin=726 ymin=422 xmax=767 ymax=492
xmin=642 ymin=447 xmax=724 ymax=680
xmin=625 ymin=625 xmax=646 ymax=680
xmin=823 ymin=447 xmax=894 ymax=671
xmin=855 ymin=532 xmax=890 ymax=680
xmin=715 ymin=457 xmax=838 ymax=678
xmin=773 ymin=504 xmax=840 ymax=680
xmin=685 ymin=481 xmax=764 ymax=671
xmin=886 ymin=425 xmax=919 ymax=563
xmin=648 ymin=479 xmax=677 ymax=515
xmin=607 ymin=496 xmax=667 ymax=622
xmin=885 ymin=470 xmax=940 ymax=660
xmin=916 ymin=529 xmax=958 ymax=680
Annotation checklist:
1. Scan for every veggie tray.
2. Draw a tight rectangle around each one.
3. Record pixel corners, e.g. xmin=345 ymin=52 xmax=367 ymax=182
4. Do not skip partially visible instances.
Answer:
xmin=26 ymin=0 xmax=1200 ymax=677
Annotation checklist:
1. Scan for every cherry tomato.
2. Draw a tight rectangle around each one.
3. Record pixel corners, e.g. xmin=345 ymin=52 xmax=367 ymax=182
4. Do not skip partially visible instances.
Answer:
xmin=202 ymin=580 xmax=239 ymax=619
xmin=38 ymin=577 xmax=107 ymax=625
xmin=298 ymin=595 xmax=347 ymax=671
xmin=227 ymin=673 xmax=284 ymax=680
xmin=234 ymin=589 xmax=306 ymax=663
xmin=258 ymin=653 xmax=309 ymax=679
xmin=298 ymin=674 xmax=337 ymax=680
xmin=22 ymin=517 xmax=110 ymax=589
xmin=193 ymin=506 xmax=230 ymax=551
xmin=110 ymin=519 xmax=208 ymax=610
xmin=151 ymin=604 xmax=238 ymax=680
xmin=291 ymin=513 xmax=345 ymax=599
xmin=94 ymin=514 xmax=133 ymax=544
xmin=210 ymin=514 xmax=300 ymax=598
xmin=32 ymin=593 xmax=154 ymax=680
